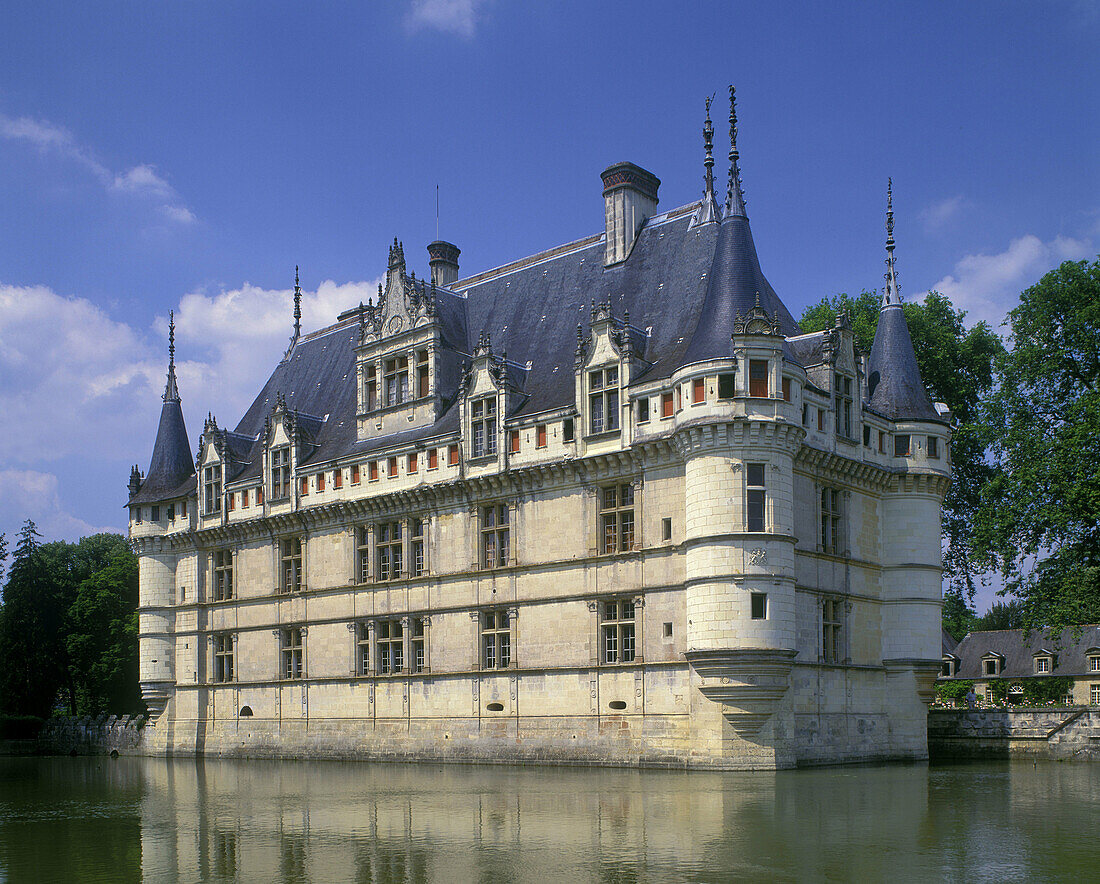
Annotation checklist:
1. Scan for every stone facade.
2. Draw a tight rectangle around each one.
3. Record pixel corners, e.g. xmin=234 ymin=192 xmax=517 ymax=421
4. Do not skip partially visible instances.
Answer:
xmin=128 ymin=94 xmax=950 ymax=769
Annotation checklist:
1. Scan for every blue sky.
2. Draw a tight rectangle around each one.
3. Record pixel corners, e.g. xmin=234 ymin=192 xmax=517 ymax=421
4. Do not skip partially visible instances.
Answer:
xmin=0 ymin=1 xmax=1097 ymax=610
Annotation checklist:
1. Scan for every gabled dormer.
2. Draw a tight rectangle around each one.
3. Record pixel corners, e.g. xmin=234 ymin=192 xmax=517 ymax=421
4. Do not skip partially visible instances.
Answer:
xmin=980 ymin=651 xmax=1005 ymax=677
xmin=197 ymin=414 xmax=227 ymax=522
xmin=260 ymin=393 xmax=319 ymax=509
xmin=1033 ymin=649 xmax=1056 ymax=674
xmin=355 ymin=239 xmax=467 ymax=441
xmin=729 ymin=297 xmax=786 ymax=401
xmin=941 ymin=653 xmax=960 ymax=678
xmin=574 ymin=299 xmax=647 ymax=441
xmin=459 ymin=333 xmax=528 ymax=469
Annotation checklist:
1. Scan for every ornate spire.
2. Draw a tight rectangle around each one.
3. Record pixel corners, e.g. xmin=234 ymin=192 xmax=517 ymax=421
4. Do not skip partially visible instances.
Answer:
xmin=293 ymin=265 xmax=302 ymax=337
xmin=883 ymin=178 xmax=900 ymax=308
xmin=725 ymin=85 xmax=746 ymax=218
xmin=163 ymin=310 xmax=180 ymax=402
xmin=691 ymin=93 xmax=721 ymax=227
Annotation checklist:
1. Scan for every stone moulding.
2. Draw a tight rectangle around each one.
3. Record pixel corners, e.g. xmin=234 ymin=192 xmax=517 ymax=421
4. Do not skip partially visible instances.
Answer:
xmin=685 ymin=648 xmax=797 ymax=738
xmin=883 ymin=658 xmax=944 ymax=705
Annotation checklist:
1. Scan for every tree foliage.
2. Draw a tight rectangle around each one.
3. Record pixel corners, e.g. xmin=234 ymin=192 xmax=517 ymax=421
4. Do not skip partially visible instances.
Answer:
xmin=800 ymin=290 xmax=1004 ymax=593
xmin=0 ymin=528 xmax=142 ymax=718
xmin=976 ymin=258 xmax=1100 ymax=632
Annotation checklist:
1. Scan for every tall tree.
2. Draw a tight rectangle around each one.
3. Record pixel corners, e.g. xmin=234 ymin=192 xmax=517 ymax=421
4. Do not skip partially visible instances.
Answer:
xmin=977 ymin=258 xmax=1100 ymax=631
xmin=799 ymin=290 xmax=1003 ymax=594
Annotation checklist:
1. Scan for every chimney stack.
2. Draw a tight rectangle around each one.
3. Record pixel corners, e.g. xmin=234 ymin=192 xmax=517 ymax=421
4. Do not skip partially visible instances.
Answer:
xmin=601 ymin=162 xmax=660 ymax=266
xmin=427 ymin=240 xmax=461 ymax=288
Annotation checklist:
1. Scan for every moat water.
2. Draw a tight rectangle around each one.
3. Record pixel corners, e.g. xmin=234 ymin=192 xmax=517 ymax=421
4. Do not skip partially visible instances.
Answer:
xmin=1 ymin=756 xmax=1098 ymax=883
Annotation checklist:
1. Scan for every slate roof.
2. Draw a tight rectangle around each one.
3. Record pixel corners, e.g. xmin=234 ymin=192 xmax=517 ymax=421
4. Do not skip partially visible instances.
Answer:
xmin=866 ymin=304 xmax=939 ymax=422
xmin=945 ymin=626 xmax=1100 ymax=679
xmin=130 ymin=397 xmax=194 ymax=505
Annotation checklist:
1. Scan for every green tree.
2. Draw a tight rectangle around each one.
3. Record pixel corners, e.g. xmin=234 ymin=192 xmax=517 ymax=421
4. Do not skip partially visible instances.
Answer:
xmin=974 ymin=599 xmax=1026 ymax=631
xmin=941 ymin=587 xmax=977 ymax=642
xmin=977 ymin=258 xmax=1100 ymax=632
xmin=65 ymin=539 xmax=142 ymax=716
xmin=0 ymin=521 xmax=70 ymax=718
xmin=0 ymin=532 xmax=7 ymax=584
xmin=799 ymin=290 xmax=1004 ymax=595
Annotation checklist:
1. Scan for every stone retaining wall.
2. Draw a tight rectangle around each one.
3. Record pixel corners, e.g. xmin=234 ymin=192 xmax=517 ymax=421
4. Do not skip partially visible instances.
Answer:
xmin=38 ymin=715 xmax=146 ymax=756
xmin=928 ymin=707 xmax=1100 ymax=760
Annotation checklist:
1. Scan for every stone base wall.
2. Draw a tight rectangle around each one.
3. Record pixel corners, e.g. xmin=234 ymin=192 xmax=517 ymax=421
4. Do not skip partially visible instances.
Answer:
xmin=928 ymin=708 xmax=1100 ymax=760
xmin=38 ymin=715 xmax=147 ymax=756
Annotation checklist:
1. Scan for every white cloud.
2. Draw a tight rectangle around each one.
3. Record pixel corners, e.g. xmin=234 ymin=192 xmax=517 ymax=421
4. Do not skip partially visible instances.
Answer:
xmin=406 ymin=0 xmax=486 ymax=36
xmin=919 ymin=195 xmax=967 ymax=232
xmin=929 ymin=234 xmax=1095 ymax=328
xmin=114 ymin=164 xmax=173 ymax=198
xmin=0 ymin=470 xmax=118 ymax=552
xmin=0 ymin=111 xmax=194 ymax=224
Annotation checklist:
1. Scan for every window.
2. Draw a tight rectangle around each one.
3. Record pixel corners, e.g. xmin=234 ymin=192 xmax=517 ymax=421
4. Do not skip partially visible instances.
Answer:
xmin=203 ymin=465 xmax=222 ymax=515
xmin=376 ymin=619 xmax=404 ymax=674
xmin=894 ymin=434 xmax=911 ymax=457
xmin=746 ymin=464 xmax=765 ymax=532
xmin=509 ymin=429 xmax=520 ymax=453
xmin=536 ymin=424 xmax=547 ymax=448
xmin=351 ymin=464 xmax=361 ymax=484
xmin=356 ymin=527 xmax=370 ymax=583
xmin=481 ymin=610 xmax=511 ymax=669
xmin=255 ymin=489 xmax=261 ymax=506
xmin=376 ymin=521 xmax=403 ymax=580
xmin=718 ymin=373 xmax=736 ymax=399
xmin=601 ymin=599 xmax=636 ymax=664
xmin=692 ymin=377 xmax=705 ymax=404
xmin=563 ymin=418 xmax=575 ymax=443
xmin=983 ymin=658 xmax=998 ymax=676
xmin=410 ymin=518 xmax=425 ymax=577
xmin=152 ymin=505 xmax=161 ymax=521
xmin=834 ymin=373 xmax=853 ymax=438
xmin=751 ymin=593 xmax=768 ymax=620
xmin=817 ymin=409 xmax=825 ymax=432
xmin=863 ymin=426 xmax=872 ymax=447
xmin=637 ymin=398 xmax=650 ymax=423
xmin=387 ymin=457 xmax=398 ymax=478
xmin=384 ymin=355 xmax=409 ymax=406
xmin=820 ymin=488 xmax=843 ymax=555
xmin=240 ymin=492 xmax=248 ymax=510
xmin=782 ymin=377 xmax=792 ymax=402
xmin=941 ymin=660 xmax=953 ymax=678
xmin=1090 ymin=656 xmax=1100 ymax=673
xmin=316 ymin=472 xmax=325 ymax=492
xmin=369 ymin=461 xmax=379 ymax=481
xmin=271 ymin=448 xmax=290 ymax=499
xmin=181 ymin=500 xmax=187 ymax=517
xmin=661 ymin=517 xmax=672 ymax=541
xmin=168 ymin=503 xmax=176 ymax=519
xmin=408 ymin=452 xmax=418 ymax=473
xmin=663 ymin=621 xmax=673 ymax=638
xmin=333 ymin=470 xmax=342 ymax=489
xmin=134 ymin=508 xmax=143 ymax=524
xmin=417 ymin=350 xmax=430 ymax=398
xmin=213 ymin=633 xmax=234 ymax=683
xmin=878 ymin=431 xmax=887 ymax=454
xmin=472 ymin=397 xmax=497 ymax=458
xmin=802 ymin=404 xmax=810 ymax=426
xmin=448 ymin=444 xmax=459 ymax=466
xmin=589 ymin=366 xmax=620 ymax=433
xmin=366 ymin=365 xmax=378 ymax=411
xmin=228 ymin=494 xmax=236 ymax=512
xmin=748 ymin=359 xmax=769 ymax=397
xmin=1092 ymin=684 xmax=1100 ymax=705
xmin=411 ymin=617 xmax=427 ymax=673
xmin=281 ymin=627 xmax=303 ymax=679
xmin=823 ymin=598 xmax=842 ymax=663
xmin=428 ymin=449 xmax=439 ymax=470
xmin=356 ymin=623 xmax=371 ymax=675
xmin=300 ymin=477 xmax=309 ymax=496
xmin=213 ymin=549 xmax=233 ymax=601
xmin=928 ymin=436 xmax=940 ymax=458
xmin=600 ymin=483 xmax=635 ymax=554
xmin=661 ymin=392 xmax=674 ymax=418
xmin=481 ymin=504 xmax=510 ymax=568
xmin=280 ymin=537 xmax=303 ymax=593
xmin=1036 ymin=657 xmax=1051 ymax=674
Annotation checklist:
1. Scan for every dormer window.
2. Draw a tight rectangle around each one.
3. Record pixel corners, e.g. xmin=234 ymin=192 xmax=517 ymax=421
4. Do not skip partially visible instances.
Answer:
xmin=982 ymin=653 xmax=1004 ymax=676
xmin=1090 ymin=654 xmax=1100 ymax=673
xmin=417 ymin=350 xmax=430 ymax=398
xmin=271 ymin=447 xmax=290 ymax=499
xmin=942 ymin=655 xmax=959 ymax=677
xmin=834 ymin=373 xmax=853 ymax=439
xmin=384 ymin=356 xmax=409 ymax=406
xmin=589 ymin=366 xmax=619 ymax=434
xmin=366 ymin=366 xmax=378 ymax=411
xmin=471 ymin=397 xmax=497 ymax=458
xmin=1035 ymin=656 xmax=1051 ymax=674
xmin=203 ymin=465 xmax=222 ymax=515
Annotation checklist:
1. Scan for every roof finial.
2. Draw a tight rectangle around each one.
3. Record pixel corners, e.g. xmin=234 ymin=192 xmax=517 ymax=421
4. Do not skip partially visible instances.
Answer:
xmin=882 ymin=178 xmax=901 ymax=308
xmin=163 ymin=309 xmax=180 ymax=402
xmin=725 ymin=85 xmax=746 ymax=217
xmin=293 ymin=265 xmax=302 ymax=338
xmin=691 ymin=93 xmax=721 ymax=227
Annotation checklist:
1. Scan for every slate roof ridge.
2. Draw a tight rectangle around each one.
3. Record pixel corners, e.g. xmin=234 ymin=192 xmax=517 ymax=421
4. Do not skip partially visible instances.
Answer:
xmin=452 ymin=201 xmax=701 ymax=292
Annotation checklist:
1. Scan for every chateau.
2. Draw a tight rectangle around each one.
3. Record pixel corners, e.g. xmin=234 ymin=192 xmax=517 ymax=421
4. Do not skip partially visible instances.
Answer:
xmin=128 ymin=90 xmax=951 ymax=769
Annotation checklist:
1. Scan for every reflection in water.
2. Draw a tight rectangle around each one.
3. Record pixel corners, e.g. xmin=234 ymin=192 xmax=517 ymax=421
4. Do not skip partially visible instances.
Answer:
xmin=1 ymin=757 xmax=1100 ymax=882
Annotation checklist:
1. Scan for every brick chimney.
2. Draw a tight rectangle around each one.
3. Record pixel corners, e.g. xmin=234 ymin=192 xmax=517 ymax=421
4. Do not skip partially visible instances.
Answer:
xmin=427 ymin=240 xmax=461 ymax=288
xmin=601 ymin=162 xmax=660 ymax=266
